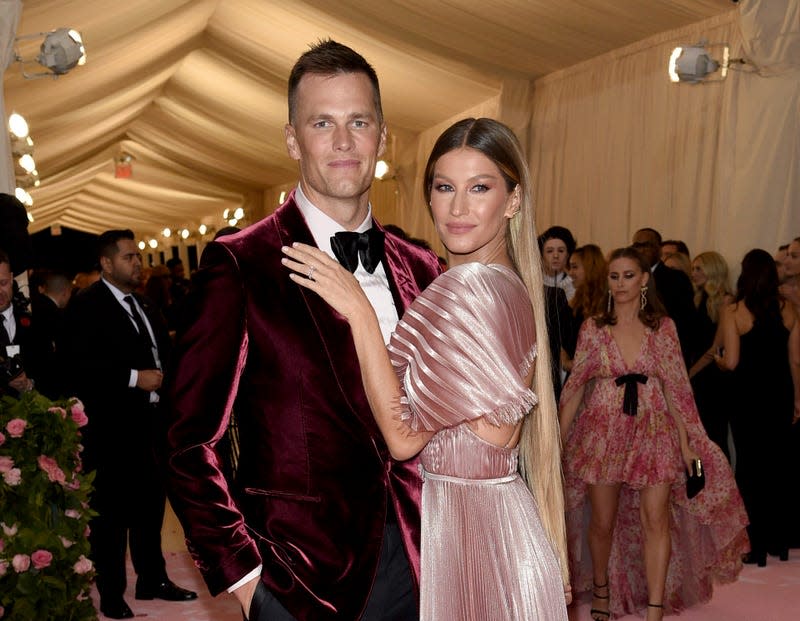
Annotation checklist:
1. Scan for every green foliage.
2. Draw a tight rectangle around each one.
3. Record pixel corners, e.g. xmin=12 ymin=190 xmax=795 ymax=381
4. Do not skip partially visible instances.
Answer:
xmin=0 ymin=392 xmax=97 ymax=620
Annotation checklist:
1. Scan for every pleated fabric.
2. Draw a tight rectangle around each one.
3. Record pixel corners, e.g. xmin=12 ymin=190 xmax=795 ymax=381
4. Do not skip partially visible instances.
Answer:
xmin=388 ymin=263 xmax=568 ymax=621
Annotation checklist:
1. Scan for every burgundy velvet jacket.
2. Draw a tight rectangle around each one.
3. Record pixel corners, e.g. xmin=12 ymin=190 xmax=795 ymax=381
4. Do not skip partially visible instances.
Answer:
xmin=164 ymin=192 xmax=441 ymax=620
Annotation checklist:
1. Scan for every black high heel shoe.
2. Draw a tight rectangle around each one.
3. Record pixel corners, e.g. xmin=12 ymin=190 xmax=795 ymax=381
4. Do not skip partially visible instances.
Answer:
xmin=742 ymin=552 xmax=767 ymax=567
xmin=590 ymin=580 xmax=610 ymax=621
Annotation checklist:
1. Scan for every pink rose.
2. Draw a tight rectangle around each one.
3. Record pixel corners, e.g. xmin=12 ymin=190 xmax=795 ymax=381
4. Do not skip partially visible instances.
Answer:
xmin=0 ymin=560 xmax=8 ymax=576
xmin=67 ymin=477 xmax=81 ymax=490
xmin=37 ymin=455 xmax=66 ymax=484
xmin=0 ymin=430 xmax=5 ymax=445
xmin=70 ymin=402 xmax=88 ymax=427
xmin=1 ymin=522 xmax=18 ymax=536
xmin=73 ymin=555 xmax=93 ymax=575
xmin=2 ymin=468 xmax=21 ymax=486
xmin=12 ymin=554 xmax=30 ymax=573
xmin=84 ymin=525 xmax=91 ymax=537
xmin=31 ymin=549 xmax=53 ymax=569
xmin=59 ymin=536 xmax=74 ymax=548
xmin=5 ymin=419 xmax=26 ymax=437
xmin=65 ymin=509 xmax=81 ymax=519
xmin=0 ymin=456 xmax=13 ymax=473
xmin=48 ymin=406 xmax=67 ymax=418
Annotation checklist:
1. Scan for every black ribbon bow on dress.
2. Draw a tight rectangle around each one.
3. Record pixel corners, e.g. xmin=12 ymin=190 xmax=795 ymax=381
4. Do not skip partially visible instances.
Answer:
xmin=615 ymin=373 xmax=648 ymax=416
xmin=330 ymin=229 xmax=385 ymax=274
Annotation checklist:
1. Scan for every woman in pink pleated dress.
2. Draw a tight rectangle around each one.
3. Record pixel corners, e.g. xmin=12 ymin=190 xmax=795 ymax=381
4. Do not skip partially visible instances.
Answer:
xmin=282 ymin=118 xmax=570 ymax=620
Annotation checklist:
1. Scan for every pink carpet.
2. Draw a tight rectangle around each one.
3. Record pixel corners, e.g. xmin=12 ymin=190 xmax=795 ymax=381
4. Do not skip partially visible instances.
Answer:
xmin=94 ymin=549 xmax=800 ymax=620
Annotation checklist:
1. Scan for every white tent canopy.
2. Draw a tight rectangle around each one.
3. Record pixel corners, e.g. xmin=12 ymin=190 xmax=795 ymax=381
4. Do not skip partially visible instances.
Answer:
xmin=4 ymin=0 xmax=735 ymax=237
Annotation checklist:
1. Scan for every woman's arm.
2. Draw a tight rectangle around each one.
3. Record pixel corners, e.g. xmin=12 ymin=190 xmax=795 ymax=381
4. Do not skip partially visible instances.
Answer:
xmin=787 ymin=312 xmax=800 ymax=423
xmin=282 ymin=244 xmax=433 ymax=460
xmin=714 ymin=304 xmax=740 ymax=371
xmin=688 ymin=321 xmax=724 ymax=378
xmin=558 ymin=384 xmax=585 ymax=445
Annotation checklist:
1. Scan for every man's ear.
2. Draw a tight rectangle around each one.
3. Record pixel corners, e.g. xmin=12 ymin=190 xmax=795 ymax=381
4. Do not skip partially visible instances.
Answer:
xmin=99 ymin=255 xmax=111 ymax=275
xmin=285 ymin=123 xmax=300 ymax=161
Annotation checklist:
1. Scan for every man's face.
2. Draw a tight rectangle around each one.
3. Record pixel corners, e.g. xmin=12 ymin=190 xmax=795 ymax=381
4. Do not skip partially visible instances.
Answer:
xmin=0 ymin=262 xmax=13 ymax=313
xmin=632 ymin=230 xmax=660 ymax=267
xmin=285 ymin=72 xmax=386 ymax=227
xmin=101 ymin=239 xmax=142 ymax=293
xmin=660 ymin=243 xmax=678 ymax=262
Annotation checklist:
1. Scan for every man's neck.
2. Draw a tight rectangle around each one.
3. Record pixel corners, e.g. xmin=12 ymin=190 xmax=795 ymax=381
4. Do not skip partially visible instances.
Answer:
xmin=102 ymin=275 xmax=133 ymax=295
xmin=298 ymin=182 xmax=370 ymax=231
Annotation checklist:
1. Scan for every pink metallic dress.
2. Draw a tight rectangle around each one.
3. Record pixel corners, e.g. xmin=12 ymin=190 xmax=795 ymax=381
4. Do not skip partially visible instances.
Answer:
xmin=560 ymin=318 xmax=749 ymax=616
xmin=388 ymin=263 xmax=568 ymax=621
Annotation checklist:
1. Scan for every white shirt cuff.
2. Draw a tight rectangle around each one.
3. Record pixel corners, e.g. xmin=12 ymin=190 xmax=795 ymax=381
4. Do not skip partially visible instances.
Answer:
xmin=227 ymin=566 xmax=262 ymax=593
xmin=129 ymin=369 xmax=138 ymax=388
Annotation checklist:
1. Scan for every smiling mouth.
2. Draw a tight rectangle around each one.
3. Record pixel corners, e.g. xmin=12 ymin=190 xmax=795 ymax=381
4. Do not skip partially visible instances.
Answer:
xmin=446 ymin=223 xmax=475 ymax=233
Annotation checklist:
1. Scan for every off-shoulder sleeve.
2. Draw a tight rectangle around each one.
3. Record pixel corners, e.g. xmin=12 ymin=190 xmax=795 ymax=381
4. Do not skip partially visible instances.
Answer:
xmin=387 ymin=263 xmax=538 ymax=432
xmin=559 ymin=319 xmax=602 ymax=408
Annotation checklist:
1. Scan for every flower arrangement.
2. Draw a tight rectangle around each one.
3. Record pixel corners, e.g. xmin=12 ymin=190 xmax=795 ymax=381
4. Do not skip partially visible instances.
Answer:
xmin=0 ymin=391 xmax=96 ymax=620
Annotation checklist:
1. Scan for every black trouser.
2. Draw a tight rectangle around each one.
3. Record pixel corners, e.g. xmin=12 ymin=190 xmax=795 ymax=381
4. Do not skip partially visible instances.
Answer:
xmin=90 ymin=443 xmax=168 ymax=602
xmin=247 ymin=522 xmax=417 ymax=621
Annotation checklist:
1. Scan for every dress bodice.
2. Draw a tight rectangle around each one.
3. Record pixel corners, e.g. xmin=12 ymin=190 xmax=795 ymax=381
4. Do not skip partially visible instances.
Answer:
xmin=420 ymin=423 xmax=518 ymax=479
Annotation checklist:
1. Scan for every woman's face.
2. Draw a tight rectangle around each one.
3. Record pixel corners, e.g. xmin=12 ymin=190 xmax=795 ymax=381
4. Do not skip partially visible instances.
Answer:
xmin=429 ymin=147 xmax=518 ymax=266
xmin=691 ymin=259 xmax=707 ymax=287
xmin=542 ymin=238 xmax=568 ymax=276
xmin=608 ymin=256 xmax=649 ymax=307
xmin=785 ymin=240 xmax=800 ymax=278
xmin=568 ymin=254 xmax=585 ymax=288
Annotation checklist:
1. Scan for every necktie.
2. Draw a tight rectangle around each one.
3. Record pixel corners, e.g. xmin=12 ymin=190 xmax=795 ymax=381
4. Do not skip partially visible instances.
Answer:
xmin=330 ymin=229 xmax=385 ymax=274
xmin=123 ymin=295 xmax=156 ymax=365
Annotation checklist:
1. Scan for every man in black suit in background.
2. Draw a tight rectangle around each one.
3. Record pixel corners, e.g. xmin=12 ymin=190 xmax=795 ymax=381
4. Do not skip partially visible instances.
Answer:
xmin=632 ymin=228 xmax=697 ymax=363
xmin=63 ymin=230 xmax=196 ymax=619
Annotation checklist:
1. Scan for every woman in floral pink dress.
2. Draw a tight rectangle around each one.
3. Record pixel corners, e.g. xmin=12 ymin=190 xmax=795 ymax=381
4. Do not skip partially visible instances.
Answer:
xmin=559 ymin=247 xmax=748 ymax=621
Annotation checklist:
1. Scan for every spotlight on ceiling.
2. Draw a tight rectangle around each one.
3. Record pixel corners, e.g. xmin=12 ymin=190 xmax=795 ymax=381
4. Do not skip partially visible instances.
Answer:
xmin=374 ymin=160 xmax=392 ymax=180
xmin=15 ymin=28 xmax=87 ymax=79
xmin=668 ymin=41 xmax=739 ymax=84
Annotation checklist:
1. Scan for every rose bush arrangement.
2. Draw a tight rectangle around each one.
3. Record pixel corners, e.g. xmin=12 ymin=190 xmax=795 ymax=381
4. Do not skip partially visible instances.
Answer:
xmin=0 ymin=391 xmax=96 ymax=620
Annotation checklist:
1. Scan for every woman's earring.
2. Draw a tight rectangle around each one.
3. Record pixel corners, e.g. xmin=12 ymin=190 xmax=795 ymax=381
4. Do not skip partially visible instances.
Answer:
xmin=640 ymin=285 xmax=648 ymax=311
xmin=607 ymin=290 xmax=613 ymax=313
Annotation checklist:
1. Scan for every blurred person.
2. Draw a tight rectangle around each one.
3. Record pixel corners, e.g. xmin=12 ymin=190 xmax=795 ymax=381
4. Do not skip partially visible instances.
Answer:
xmin=778 ymin=237 xmax=800 ymax=315
xmin=166 ymin=258 xmax=190 ymax=306
xmin=716 ymin=249 xmax=800 ymax=566
xmin=29 ymin=270 xmax=73 ymax=398
xmin=687 ymin=252 xmax=734 ymax=459
xmin=632 ymin=228 xmax=696 ymax=363
xmin=72 ymin=269 xmax=100 ymax=292
xmin=664 ymin=252 xmax=691 ymax=279
xmin=144 ymin=264 xmax=172 ymax=318
xmin=775 ymin=244 xmax=789 ymax=283
xmin=0 ymin=250 xmax=40 ymax=396
xmin=163 ymin=40 xmax=441 ymax=621
xmin=282 ymin=116 xmax=570 ymax=619
xmin=563 ymin=244 xmax=607 ymax=371
xmin=660 ymin=240 xmax=690 ymax=262
xmin=539 ymin=225 xmax=576 ymax=301
xmin=63 ymin=230 xmax=196 ymax=619
xmin=559 ymin=247 xmax=747 ymax=621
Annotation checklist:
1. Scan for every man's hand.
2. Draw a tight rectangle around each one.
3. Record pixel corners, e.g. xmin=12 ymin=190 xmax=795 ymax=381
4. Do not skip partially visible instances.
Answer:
xmin=8 ymin=371 xmax=33 ymax=393
xmin=136 ymin=369 xmax=163 ymax=391
xmin=233 ymin=576 xmax=260 ymax=619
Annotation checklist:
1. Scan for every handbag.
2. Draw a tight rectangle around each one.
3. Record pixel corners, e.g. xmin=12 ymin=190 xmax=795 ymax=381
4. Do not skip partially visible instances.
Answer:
xmin=685 ymin=458 xmax=705 ymax=499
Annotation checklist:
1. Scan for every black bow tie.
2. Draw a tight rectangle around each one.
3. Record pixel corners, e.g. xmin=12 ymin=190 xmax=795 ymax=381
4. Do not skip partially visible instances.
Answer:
xmin=330 ymin=229 xmax=385 ymax=274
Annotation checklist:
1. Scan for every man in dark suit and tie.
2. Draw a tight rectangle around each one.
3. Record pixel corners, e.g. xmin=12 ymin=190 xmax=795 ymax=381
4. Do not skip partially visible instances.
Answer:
xmin=63 ymin=230 xmax=196 ymax=619
xmin=163 ymin=41 xmax=441 ymax=621
xmin=632 ymin=228 xmax=697 ymax=362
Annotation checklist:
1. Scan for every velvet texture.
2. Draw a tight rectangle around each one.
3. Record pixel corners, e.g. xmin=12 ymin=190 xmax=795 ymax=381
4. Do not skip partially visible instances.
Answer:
xmin=163 ymin=192 xmax=441 ymax=620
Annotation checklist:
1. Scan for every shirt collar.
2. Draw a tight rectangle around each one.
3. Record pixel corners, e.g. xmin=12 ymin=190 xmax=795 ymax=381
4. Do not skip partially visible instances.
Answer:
xmin=294 ymin=185 xmax=373 ymax=258
xmin=101 ymin=277 xmax=134 ymax=305
xmin=1 ymin=305 xmax=14 ymax=325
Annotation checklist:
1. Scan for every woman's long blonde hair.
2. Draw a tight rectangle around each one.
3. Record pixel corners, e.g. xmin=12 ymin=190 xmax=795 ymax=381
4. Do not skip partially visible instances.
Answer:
xmin=692 ymin=251 xmax=732 ymax=323
xmin=424 ymin=118 xmax=569 ymax=584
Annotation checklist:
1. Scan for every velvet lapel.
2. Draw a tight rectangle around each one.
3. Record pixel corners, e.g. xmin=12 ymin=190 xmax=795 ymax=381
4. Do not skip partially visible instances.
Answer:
xmin=274 ymin=197 xmax=376 ymax=431
xmin=378 ymin=222 xmax=420 ymax=315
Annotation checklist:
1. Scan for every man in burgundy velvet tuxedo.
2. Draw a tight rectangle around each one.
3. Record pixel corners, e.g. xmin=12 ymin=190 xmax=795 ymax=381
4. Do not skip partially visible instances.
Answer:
xmin=164 ymin=41 xmax=440 ymax=621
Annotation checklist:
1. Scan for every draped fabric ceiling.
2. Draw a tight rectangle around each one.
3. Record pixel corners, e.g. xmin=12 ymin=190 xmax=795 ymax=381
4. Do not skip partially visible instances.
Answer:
xmin=4 ymin=0 xmax=736 ymax=245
